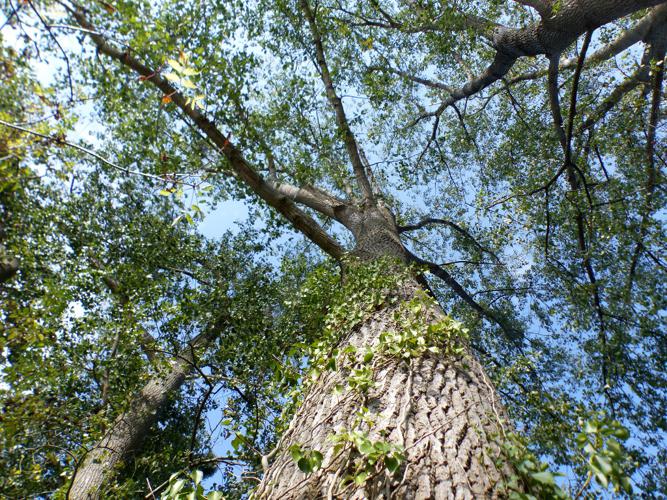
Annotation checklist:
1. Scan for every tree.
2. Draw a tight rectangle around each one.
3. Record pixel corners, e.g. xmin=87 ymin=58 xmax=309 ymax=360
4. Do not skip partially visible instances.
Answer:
xmin=1 ymin=0 xmax=665 ymax=498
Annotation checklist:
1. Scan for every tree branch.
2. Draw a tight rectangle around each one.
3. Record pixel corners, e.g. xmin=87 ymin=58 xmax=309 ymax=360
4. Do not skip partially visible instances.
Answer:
xmin=579 ymin=59 xmax=654 ymax=132
xmin=398 ymin=217 xmax=500 ymax=262
xmin=406 ymin=251 xmax=521 ymax=341
xmin=627 ymin=37 xmax=665 ymax=295
xmin=300 ymin=0 xmax=375 ymax=202
xmin=513 ymin=0 xmax=550 ymax=17
xmin=506 ymin=5 xmax=667 ymax=85
xmin=415 ymin=1 xmax=667 ymax=128
xmin=67 ymin=3 xmax=346 ymax=260
xmin=270 ymin=182 xmax=347 ymax=220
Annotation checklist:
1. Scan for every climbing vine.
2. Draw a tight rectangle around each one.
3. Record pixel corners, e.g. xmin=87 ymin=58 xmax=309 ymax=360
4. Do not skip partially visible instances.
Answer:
xmin=274 ymin=258 xmax=471 ymax=490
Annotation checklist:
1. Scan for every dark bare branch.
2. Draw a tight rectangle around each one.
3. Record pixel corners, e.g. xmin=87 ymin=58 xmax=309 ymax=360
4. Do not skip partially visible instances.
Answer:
xmin=406 ymin=251 xmax=521 ymax=341
xmin=398 ymin=217 xmax=500 ymax=262
xmin=579 ymin=60 xmax=654 ymax=132
xmin=368 ymin=64 xmax=454 ymax=91
xmin=627 ymin=36 xmax=665 ymax=295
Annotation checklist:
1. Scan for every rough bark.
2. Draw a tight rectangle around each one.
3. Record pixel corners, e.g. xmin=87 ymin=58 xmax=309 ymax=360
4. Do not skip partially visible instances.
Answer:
xmin=68 ymin=349 xmax=198 ymax=499
xmin=429 ymin=0 xmax=667 ymax=115
xmin=342 ymin=205 xmax=407 ymax=262
xmin=254 ymin=277 xmax=513 ymax=499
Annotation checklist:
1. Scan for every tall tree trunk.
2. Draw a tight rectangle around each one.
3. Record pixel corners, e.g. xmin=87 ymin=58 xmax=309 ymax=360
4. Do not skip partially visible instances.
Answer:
xmin=256 ymin=277 xmax=513 ymax=499
xmin=68 ymin=350 xmax=195 ymax=499
xmin=256 ymin=211 xmax=516 ymax=498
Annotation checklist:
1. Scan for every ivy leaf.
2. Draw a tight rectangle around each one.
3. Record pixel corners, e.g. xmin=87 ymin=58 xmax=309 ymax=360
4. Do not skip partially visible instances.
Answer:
xmin=358 ymin=439 xmax=373 ymax=455
xmin=297 ymin=457 xmax=313 ymax=473
xmin=385 ymin=455 xmax=400 ymax=473
xmin=289 ymin=445 xmax=302 ymax=462
xmin=354 ymin=471 xmax=369 ymax=485
xmin=531 ymin=471 xmax=555 ymax=486
xmin=311 ymin=450 xmax=323 ymax=469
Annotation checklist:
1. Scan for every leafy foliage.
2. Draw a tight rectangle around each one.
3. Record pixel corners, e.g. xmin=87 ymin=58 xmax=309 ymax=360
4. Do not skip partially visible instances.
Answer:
xmin=0 ymin=0 xmax=665 ymax=498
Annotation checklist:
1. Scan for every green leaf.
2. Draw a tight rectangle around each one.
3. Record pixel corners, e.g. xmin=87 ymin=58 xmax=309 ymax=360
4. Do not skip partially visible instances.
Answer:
xmin=363 ymin=350 xmax=374 ymax=363
xmin=167 ymin=59 xmax=184 ymax=73
xmin=584 ymin=420 xmax=598 ymax=434
xmin=594 ymin=471 xmax=609 ymax=488
xmin=231 ymin=434 xmax=243 ymax=451
xmin=289 ymin=445 xmax=302 ymax=462
xmin=311 ymin=450 xmax=323 ymax=468
xmin=297 ymin=457 xmax=313 ymax=474
xmin=531 ymin=471 xmax=555 ymax=486
xmin=170 ymin=479 xmax=185 ymax=495
xmin=358 ymin=439 xmax=374 ymax=455
xmin=385 ymin=455 xmax=400 ymax=473
xmin=613 ymin=427 xmax=629 ymax=440
xmin=593 ymin=455 xmax=613 ymax=475
xmin=620 ymin=476 xmax=632 ymax=493
xmin=191 ymin=469 xmax=203 ymax=485
xmin=354 ymin=471 xmax=370 ymax=485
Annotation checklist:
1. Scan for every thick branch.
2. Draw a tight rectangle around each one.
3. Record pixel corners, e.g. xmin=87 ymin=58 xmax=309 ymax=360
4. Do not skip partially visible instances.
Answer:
xmin=514 ymin=0 xmax=550 ymax=17
xmin=406 ymin=251 xmax=521 ymax=341
xmin=420 ymin=0 xmax=667 ymax=123
xmin=507 ymin=5 xmax=667 ymax=86
xmin=270 ymin=182 xmax=347 ymax=220
xmin=69 ymin=4 xmax=345 ymax=260
xmin=68 ymin=321 xmax=224 ymax=499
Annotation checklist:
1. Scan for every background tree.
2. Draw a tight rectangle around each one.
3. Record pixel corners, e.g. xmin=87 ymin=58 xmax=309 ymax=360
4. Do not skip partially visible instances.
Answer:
xmin=1 ymin=0 xmax=665 ymax=498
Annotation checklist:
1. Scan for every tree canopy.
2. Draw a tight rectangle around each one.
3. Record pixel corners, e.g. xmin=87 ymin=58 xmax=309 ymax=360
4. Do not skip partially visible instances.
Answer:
xmin=0 ymin=0 xmax=665 ymax=498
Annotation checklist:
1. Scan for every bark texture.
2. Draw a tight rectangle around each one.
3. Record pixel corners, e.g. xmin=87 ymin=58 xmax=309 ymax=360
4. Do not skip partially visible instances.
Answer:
xmin=68 ymin=355 xmax=194 ymax=499
xmin=255 ymin=278 xmax=513 ymax=499
xmin=434 ymin=0 xmax=667 ymax=111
